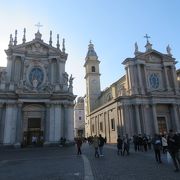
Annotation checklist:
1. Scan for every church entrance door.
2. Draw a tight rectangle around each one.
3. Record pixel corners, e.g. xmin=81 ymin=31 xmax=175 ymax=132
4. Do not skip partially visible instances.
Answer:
xmin=157 ymin=117 xmax=167 ymax=135
xmin=26 ymin=118 xmax=43 ymax=146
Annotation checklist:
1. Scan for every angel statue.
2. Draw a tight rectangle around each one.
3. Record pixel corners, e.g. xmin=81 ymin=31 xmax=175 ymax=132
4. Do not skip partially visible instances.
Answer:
xmin=166 ymin=44 xmax=172 ymax=56
xmin=69 ymin=74 xmax=74 ymax=87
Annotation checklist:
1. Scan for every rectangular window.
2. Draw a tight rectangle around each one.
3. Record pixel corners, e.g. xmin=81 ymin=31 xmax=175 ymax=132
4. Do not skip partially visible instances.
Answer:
xmin=111 ymin=119 xmax=115 ymax=131
xmin=100 ymin=122 xmax=103 ymax=132
xmin=79 ymin=116 xmax=82 ymax=120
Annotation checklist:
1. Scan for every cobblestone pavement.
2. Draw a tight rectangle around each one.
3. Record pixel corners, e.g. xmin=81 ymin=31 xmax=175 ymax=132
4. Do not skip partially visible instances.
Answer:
xmin=84 ymin=143 xmax=180 ymax=180
xmin=0 ymin=144 xmax=180 ymax=180
xmin=0 ymin=146 xmax=84 ymax=180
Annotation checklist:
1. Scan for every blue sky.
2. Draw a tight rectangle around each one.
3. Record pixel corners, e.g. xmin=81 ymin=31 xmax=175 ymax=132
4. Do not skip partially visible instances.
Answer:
xmin=0 ymin=0 xmax=180 ymax=97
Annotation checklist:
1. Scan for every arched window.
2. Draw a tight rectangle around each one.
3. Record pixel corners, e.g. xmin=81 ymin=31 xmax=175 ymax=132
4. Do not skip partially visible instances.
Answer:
xmin=91 ymin=66 xmax=95 ymax=72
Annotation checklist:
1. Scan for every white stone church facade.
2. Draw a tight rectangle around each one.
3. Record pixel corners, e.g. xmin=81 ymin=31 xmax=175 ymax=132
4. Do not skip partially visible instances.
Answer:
xmin=84 ymin=40 xmax=180 ymax=143
xmin=0 ymin=29 xmax=76 ymax=147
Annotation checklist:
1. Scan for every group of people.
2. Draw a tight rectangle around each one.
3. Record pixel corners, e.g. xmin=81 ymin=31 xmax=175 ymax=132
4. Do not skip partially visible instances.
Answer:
xmin=131 ymin=130 xmax=180 ymax=172
xmin=117 ymin=134 xmax=130 ymax=156
xmin=75 ymin=130 xmax=180 ymax=172
xmin=75 ymin=134 xmax=106 ymax=157
xmin=151 ymin=130 xmax=180 ymax=172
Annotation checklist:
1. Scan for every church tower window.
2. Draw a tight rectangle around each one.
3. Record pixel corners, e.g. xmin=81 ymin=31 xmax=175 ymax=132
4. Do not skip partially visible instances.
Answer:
xmin=92 ymin=66 xmax=95 ymax=72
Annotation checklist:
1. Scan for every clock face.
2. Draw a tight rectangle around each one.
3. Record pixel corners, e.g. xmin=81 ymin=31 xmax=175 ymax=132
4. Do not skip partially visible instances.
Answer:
xmin=149 ymin=73 xmax=159 ymax=89
xmin=29 ymin=67 xmax=44 ymax=87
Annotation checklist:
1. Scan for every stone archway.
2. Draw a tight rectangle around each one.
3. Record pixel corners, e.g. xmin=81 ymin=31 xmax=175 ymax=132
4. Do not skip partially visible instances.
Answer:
xmin=22 ymin=104 xmax=45 ymax=146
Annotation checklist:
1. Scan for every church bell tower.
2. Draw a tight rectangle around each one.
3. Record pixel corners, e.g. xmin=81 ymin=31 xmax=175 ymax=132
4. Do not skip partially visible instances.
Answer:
xmin=84 ymin=41 xmax=101 ymax=114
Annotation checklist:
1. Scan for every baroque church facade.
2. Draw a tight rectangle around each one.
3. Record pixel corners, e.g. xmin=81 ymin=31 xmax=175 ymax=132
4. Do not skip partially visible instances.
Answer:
xmin=84 ymin=39 xmax=180 ymax=143
xmin=0 ymin=29 xmax=76 ymax=147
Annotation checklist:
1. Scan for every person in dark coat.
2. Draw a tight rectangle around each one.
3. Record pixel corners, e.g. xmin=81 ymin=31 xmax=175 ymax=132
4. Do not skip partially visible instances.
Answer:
xmin=152 ymin=134 xmax=162 ymax=163
xmin=167 ymin=130 xmax=180 ymax=172
xmin=76 ymin=136 xmax=82 ymax=155
xmin=117 ymin=135 xmax=123 ymax=155
xmin=99 ymin=134 xmax=105 ymax=156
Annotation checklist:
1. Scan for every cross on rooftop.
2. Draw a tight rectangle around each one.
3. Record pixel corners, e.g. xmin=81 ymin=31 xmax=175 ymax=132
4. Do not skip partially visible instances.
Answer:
xmin=35 ymin=22 xmax=43 ymax=31
xmin=144 ymin=34 xmax=151 ymax=42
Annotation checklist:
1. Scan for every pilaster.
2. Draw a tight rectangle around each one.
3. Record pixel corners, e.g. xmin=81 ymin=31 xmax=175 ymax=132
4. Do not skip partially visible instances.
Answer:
xmin=15 ymin=103 xmax=23 ymax=147
xmin=164 ymin=66 xmax=170 ymax=90
xmin=171 ymin=66 xmax=178 ymax=94
xmin=44 ymin=103 xmax=50 ymax=143
xmin=135 ymin=105 xmax=141 ymax=134
xmin=0 ymin=103 xmax=4 ymax=144
xmin=137 ymin=64 xmax=144 ymax=94
xmin=3 ymin=102 xmax=17 ymax=145
xmin=172 ymin=104 xmax=180 ymax=131
xmin=64 ymin=103 xmax=74 ymax=141
xmin=151 ymin=104 xmax=159 ymax=134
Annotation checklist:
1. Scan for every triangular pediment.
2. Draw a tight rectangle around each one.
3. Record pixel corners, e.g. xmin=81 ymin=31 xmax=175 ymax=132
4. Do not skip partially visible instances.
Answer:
xmin=9 ymin=39 xmax=61 ymax=56
xmin=136 ymin=49 xmax=173 ymax=63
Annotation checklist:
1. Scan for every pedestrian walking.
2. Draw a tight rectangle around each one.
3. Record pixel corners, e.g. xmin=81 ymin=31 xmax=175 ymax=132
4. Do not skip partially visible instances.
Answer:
xmin=99 ymin=134 xmax=105 ymax=156
xmin=152 ymin=134 xmax=162 ymax=164
xmin=117 ymin=135 xmax=123 ymax=155
xmin=133 ymin=135 xmax=138 ymax=152
xmin=76 ymin=136 xmax=82 ymax=155
xmin=122 ymin=134 xmax=130 ymax=156
xmin=162 ymin=135 xmax=168 ymax=153
xmin=93 ymin=135 xmax=99 ymax=158
xmin=167 ymin=130 xmax=180 ymax=172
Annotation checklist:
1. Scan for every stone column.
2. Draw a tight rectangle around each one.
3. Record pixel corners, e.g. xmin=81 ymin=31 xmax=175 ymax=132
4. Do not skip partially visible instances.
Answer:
xmin=135 ymin=105 xmax=141 ymax=134
xmin=48 ymin=59 xmax=53 ymax=83
xmin=64 ymin=103 xmax=74 ymax=141
xmin=152 ymin=104 xmax=159 ymax=133
xmin=129 ymin=65 xmax=136 ymax=94
xmin=164 ymin=66 xmax=170 ymax=90
xmin=10 ymin=56 xmax=15 ymax=82
xmin=128 ymin=105 xmax=134 ymax=136
xmin=0 ymin=103 xmax=4 ymax=144
xmin=3 ymin=103 xmax=16 ymax=145
xmin=15 ymin=103 xmax=23 ymax=147
xmin=137 ymin=64 xmax=144 ymax=94
xmin=54 ymin=103 xmax=61 ymax=141
xmin=127 ymin=66 xmax=132 ymax=93
xmin=6 ymin=56 xmax=13 ymax=82
xmin=142 ymin=105 xmax=149 ymax=135
xmin=121 ymin=105 xmax=125 ymax=135
xmin=104 ymin=112 xmax=107 ymax=138
xmin=172 ymin=104 xmax=180 ymax=131
xmin=44 ymin=103 xmax=50 ymax=144
xmin=20 ymin=56 xmax=25 ymax=80
xmin=171 ymin=66 xmax=178 ymax=94
xmin=107 ymin=110 xmax=111 ymax=142
xmin=57 ymin=59 xmax=61 ymax=83
xmin=124 ymin=105 xmax=131 ymax=135
xmin=125 ymin=67 xmax=130 ymax=91
xmin=49 ymin=103 xmax=55 ymax=142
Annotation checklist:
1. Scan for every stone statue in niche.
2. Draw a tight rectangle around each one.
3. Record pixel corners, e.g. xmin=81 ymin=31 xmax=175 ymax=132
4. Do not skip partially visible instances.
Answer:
xmin=0 ymin=70 xmax=7 ymax=82
xmin=32 ymin=78 xmax=38 ymax=89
